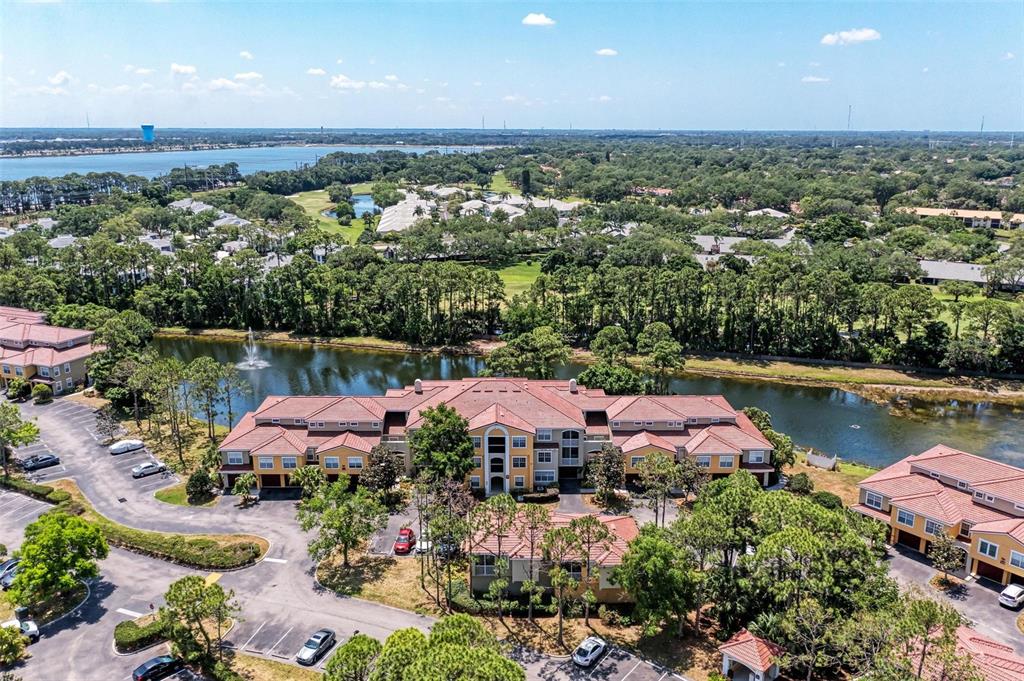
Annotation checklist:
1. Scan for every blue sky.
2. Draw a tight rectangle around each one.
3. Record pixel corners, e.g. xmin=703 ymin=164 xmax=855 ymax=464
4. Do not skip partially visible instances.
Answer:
xmin=2 ymin=1 xmax=1022 ymax=131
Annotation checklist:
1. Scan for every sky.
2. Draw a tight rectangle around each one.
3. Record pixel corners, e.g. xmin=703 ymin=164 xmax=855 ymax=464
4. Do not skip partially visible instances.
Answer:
xmin=2 ymin=1 xmax=1022 ymax=131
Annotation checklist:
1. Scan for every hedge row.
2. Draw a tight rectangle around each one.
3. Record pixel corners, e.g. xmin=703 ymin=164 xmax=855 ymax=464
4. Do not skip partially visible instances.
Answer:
xmin=114 ymin=618 xmax=166 ymax=653
xmin=91 ymin=515 xmax=263 ymax=570
xmin=0 ymin=476 xmax=71 ymax=504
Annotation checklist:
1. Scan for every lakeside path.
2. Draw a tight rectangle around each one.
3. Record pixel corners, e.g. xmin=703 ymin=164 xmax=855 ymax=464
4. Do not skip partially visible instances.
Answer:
xmin=155 ymin=327 xmax=1024 ymax=407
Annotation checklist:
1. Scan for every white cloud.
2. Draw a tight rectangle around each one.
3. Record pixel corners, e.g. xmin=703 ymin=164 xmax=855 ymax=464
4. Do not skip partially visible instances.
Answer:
xmin=133 ymin=67 xmax=154 ymax=75
xmin=503 ymin=94 xmax=523 ymax=102
xmin=922 ymin=67 xmax=929 ymax=73
xmin=434 ymin=96 xmax=450 ymax=102
xmin=522 ymin=12 xmax=555 ymax=26
xmin=47 ymin=70 xmax=72 ymax=85
xmin=820 ymin=28 xmax=881 ymax=46
xmin=809 ymin=61 xmax=821 ymax=67
xmin=595 ymin=48 xmax=618 ymax=57
xmin=777 ymin=61 xmax=786 ymax=68
xmin=395 ymin=83 xmax=409 ymax=91
xmin=1001 ymin=51 xmax=1016 ymax=61
xmin=597 ymin=94 xmax=612 ymax=102
xmin=336 ymin=58 xmax=344 ymax=64
xmin=181 ymin=82 xmax=198 ymax=92
xmin=234 ymin=71 xmax=263 ymax=81
xmin=208 ymin=78 xmax=242 ymax=91
xmin=368 ymin=81 xmax=389 ymax=89
xmin=330 ymin=73 xmax=366 ymax=90
xmin=801 ymin=75 xmax=830 ymax=83
xmin=239 ymin=50 xmax=254 ymax=60
xmin=307 ymin=67 xmax=327 ymax=76
xmin=472 ymin=81 xmax=482 ymax=87
xmin=384 ymin=74 xmax=398 ymax=81
xmin=171 ymin=63 xmax=197 ymax=75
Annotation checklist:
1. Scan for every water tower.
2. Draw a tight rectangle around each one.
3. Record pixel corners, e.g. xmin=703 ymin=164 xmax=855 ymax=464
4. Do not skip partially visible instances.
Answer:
xmin=141 ymin=124 xmax=156 ymax=143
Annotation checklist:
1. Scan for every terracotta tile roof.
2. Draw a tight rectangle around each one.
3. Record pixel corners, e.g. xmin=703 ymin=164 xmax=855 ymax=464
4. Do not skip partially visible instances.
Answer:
xmin=852 ymin=504 xmax=891 ymax=523
xmin=970 ymin=518 xmax=1024 ymax=544
xmin=0 ymin=343 xmax=101 ymax=367
xmin=916 ymin=626 xmax=1024 ymax=681
xmin=718 ymin=628 xmax=784 ymax=673
xmin=315 ymin=431 xmax=376 ymax=454
xmin=255 ymin=396 xmax=340 ymax=420
xmin=469 ymin=512 xmax=638 ymax=567
xmin=911 ymin=445 xmax=1024 ymax=495
xmin=309 ymin=397 xmax=387 ymax=422
xmin=615 ymin=431 xmax=676 ymax=454
xmin=0 ymin=322 xmax=93 ymax=347
xmin=0 ymin=306 xmax=46 ymax=324
xmin=467 ymin=404 xmax=536 ymax=434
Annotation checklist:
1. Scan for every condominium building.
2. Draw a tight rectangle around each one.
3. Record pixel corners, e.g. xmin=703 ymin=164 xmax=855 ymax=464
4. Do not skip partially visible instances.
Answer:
xmin=902 ymin=207 xmax=1024 ymax=229
xmin=0 ymin=306 xmax=101 ymax=395
xmin=217 ymin=377 xmax=775 ymax=493
xmin=854 ymin=445 xmax=1024 ymax=586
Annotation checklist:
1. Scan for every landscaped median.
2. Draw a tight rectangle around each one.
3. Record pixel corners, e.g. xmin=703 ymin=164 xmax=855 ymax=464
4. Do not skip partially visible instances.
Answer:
xmin=2 ymin=477 xmax=267 ymax=570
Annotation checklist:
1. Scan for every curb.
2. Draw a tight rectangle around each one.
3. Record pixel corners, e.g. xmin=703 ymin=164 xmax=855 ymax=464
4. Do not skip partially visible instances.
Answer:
xmin=38 ymin=578 xmax=91 ymax=630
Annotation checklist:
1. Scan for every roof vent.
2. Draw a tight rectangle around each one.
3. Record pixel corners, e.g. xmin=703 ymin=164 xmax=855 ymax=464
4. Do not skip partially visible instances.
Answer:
xmin=569 ymin=378 xmax=578 ymax=393
xmin=414 ymin=378 xmax=423 ymax=394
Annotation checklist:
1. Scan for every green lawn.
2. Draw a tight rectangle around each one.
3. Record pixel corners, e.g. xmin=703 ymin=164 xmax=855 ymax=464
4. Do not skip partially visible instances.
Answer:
xmin=488 ymin=171 xmax=516 ymax=194
xmin=348 ymin=181 xmax=374 ymax=194
xmin=925 ymin=284 xmax=987 ymax=330
xmin=154 ymin=482 xmax=217 ymax=508
xmin=494 ymin=260 xmax=541 ymax=299
xmin=287 ymin=189 xmax=364 ymax=244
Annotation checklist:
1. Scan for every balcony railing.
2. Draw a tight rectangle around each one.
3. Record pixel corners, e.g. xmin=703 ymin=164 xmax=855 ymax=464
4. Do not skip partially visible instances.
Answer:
xmin=380 ymin=435 xmax=406 ymax=443
xmin=584 ymin=434 xmax=609 ymax=442
xmin=560 ymin=457 xmax=581 ymax=467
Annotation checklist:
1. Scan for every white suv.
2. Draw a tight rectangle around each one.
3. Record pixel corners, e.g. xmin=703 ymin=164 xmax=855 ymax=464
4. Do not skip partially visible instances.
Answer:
xmin=999 ymin=584 xmax=1024 ymax=609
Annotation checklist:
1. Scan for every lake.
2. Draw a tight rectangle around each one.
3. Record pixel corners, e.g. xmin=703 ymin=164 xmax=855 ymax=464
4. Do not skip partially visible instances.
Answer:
xmin=0 ymin=144 xmax=483 ymax=181
xmin=152 ymin=336 xmax=1024 ymax=469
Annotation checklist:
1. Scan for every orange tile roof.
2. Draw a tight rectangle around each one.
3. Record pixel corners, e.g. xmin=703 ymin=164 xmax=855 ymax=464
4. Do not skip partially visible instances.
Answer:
xmin=467 ymin=403 xmax=536 ymax=434
xmin=316 ymin=431 xmax=375 ymax=454
xmin=615 ymin=431 xmax=676 ymax=454
xmin=469 ymin=512 xmax=638 ymax=567
xmin=970 ymin=518 xmax=1024 ymax=544
xmin=718 ymin=629 xmax=784 ymax=673
xmin=0 ymin=343 xmax=101 ymax=367
xmin=0 ymin=322 xmax=93 ymax=347
xmin=919 ymin=626 xmax=1024 ymax=681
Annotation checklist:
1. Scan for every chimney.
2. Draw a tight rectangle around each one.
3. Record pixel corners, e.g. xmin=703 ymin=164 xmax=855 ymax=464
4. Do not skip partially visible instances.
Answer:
xmin=568 ymin=378 xmax=578 ymax=393
xmin=414 ymin=378 xmax=423 ymax=394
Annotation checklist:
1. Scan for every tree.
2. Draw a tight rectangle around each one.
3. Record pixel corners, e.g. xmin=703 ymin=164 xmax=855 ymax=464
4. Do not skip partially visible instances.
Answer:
xmin=409 ymin=404 xmax=475 ymax=482
xmin=569 ymin=515 xmax=612 ymax=624
xmin=484 ymin=326 xmax=570 ymax=379
xmin=896 ymin=592 xmax=964 ymax=680
xmin=298 ymin=484 xmax=387 ymax=568
xmin=542 ymin=525 xmax=581 ymax=648
xmin=326 ymin=633 xmax=382 ymax=681
xmin=4 ymin=378 xmax=30 ymax=401
xmin=10 ymin=512 xmax=108 ymax=606
xmin=31 ymin=383 xmax=52 ymax=404
xmin=159 ymin=575 xmax=240 ymax=664
xmin=361 ymin=444 xmax=404 ymax=504
xmin=187 ymin=356 xmax=223 ymax=440
xmin=370 ymin=628 xmax=426 ymax=681
xmin=927 ymin=532 xmax=965 ymax=587
xmin=219 ymin=363 xmax=250 ymax=427
xmin=0 ymin=626 xmax=25 ymax=666
xmin=290 ymin=465 xmax=327 ymax=499
xmin=786 ymin=472 xmax=814 ymax=495
xmin=780 ymin=598 xmax=837 ymax=681
xmin=636 ymin=322 xmax=683 ymax=393
xmin=616 ymin=525 xmax=698 ymax=637
xmin=0 ymin=402 xmax=39 ymax=479
xmin=516 ymin=504 xmax=552 ymax=622
xmin=185 ymin=468 xmax=215 ymax=502
xmin=231 ymin=471 xmax=258 ymax=506
xmin=675 ymin=455 xmax=709 ymax=501
xmin=590 ymin=325 xmax=631 ymax=364
xmin=471 ymin=494 xmax=518 ymax=620
xmin=94 ymin=404 xmax=121 ymax=444
xmin=585 ymin=443 xmax=625 ymax=506
xmin=576 ymin=362 xmax=650 ymax=395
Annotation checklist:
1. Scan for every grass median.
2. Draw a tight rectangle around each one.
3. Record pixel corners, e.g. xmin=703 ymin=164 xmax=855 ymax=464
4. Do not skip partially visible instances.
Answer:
xmin=50 ymin=480 xmax=267 ymax=570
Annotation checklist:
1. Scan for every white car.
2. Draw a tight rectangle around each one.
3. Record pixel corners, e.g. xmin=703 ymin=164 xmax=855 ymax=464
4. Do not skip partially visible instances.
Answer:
xmin=999 ymin=584 xmax=1024 ymax=609
xmin=415 ymin=539 xmax=432 ymax=555
xmin=109 ymin=439 xmax=145 ymax=455
xmin=132 ymin=462 xmax=167 ymax=479
xmin=572 ymin=635 xmax=607 ymax=668
xmin=2 ymin=618 xmax=39 ymax=643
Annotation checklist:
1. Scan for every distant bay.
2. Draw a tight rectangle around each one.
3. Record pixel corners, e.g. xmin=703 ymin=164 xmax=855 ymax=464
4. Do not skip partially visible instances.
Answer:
xmin=0 ymin=144 xmax=481 ymax=181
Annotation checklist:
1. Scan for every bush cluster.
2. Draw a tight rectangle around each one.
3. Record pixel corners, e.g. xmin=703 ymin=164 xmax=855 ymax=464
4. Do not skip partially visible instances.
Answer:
xmin=113 ymin=618 xmax=165 ymax=653
xmin=0 ymin=477 xmax=70 ymax=504
xmin=93 ymin=517 xmax=262 ymax=569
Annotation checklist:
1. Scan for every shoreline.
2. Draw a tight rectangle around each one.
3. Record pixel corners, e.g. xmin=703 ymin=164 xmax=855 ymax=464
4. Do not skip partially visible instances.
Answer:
xmin=155 ymin=328 xmax=1024 ymax=407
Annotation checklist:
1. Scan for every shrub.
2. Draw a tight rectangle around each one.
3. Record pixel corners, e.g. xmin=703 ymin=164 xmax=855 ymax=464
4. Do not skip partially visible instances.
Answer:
xmin=0 ymin=626 xmax=25 ymax=665
xmin=31 ymin=384 xmax=52 ymax=404
xmin=598 ymin=605 xmax=623 ymax=627
xmin=785 ymin=472 xmax=814 ymax=495
xmin=0 ymin=477 xmax=70 ymax=504
xmin=114 ymin=618 xmax=166 ymax=653
xmin=810 ymin=490 xmax=843 ymax=510
xmin=95 ymin=518 xmax=262 ymax=569
xmin=5 ymin=378 xmax=30 ymax=400
xmin=185 ymin=469 xmax=215 ymax=502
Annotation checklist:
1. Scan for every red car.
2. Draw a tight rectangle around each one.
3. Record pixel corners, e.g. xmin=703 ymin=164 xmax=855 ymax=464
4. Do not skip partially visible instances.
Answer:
xmin=393 ymin=528 xmax=416 ymax=555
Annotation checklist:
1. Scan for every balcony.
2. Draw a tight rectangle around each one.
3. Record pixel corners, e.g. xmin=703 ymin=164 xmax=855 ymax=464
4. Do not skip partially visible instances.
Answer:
xmin=380 ymin=435 xmax=406 ymax=444
xmin=560 ymin=457 xmax=581 ymax=467
xmin=584 ymin=434 xmax=609 ymax=442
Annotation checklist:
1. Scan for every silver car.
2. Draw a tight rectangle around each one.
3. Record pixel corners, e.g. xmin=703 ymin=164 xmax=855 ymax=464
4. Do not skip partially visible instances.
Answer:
xmin=131 ymin=462 xmax=167 ymax=479
xmin=109 ymin=439 xmax=145 ymax=455
xmin=572 ymin=635 xmax=607 ymax=668
xmin=296 ymin=629 xmax=336 ymax=665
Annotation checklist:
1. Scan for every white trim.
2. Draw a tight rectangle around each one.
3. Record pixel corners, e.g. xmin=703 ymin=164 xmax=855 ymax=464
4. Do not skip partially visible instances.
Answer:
xmin=347 ymin=456 xmax=363 ymax=470
xmin=924 ymin=519 xmax=943 ymax=536
xmin=978 ymin=538 xmax=998 ymax=559
xmin=864 ymin=491 xmax=883 ymax=510
xmin=896 ymin=509 xmax=915 ymax=527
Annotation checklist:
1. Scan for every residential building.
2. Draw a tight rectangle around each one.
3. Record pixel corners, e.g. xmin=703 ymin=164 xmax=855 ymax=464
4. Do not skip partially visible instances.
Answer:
xmin=217 ymin=377 xmax=775 ymax=491
xmin=854 ymin=445 xmax=1024 ymax=586
xmin=0 ymin=307 xmax=101 ymax=394
xmin=918 ymin=259 xmax=988 ymax=286
xmin=377 ymin=191 xmax=435 ymax=233
xmin=902 ymin=207 xmax=1024 ymax=229
xmin=467 ymin=512 xmax=638 ymax=603
xmin=912 ymin=625 xmax=1024 ymax=681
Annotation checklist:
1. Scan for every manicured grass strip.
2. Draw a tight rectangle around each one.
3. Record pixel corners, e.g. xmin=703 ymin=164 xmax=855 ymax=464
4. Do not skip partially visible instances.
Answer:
xmin=154 ymin=482 xmax=217 ymax=508
xmin=51 ymin=480 xmax=267 ymax=570
xmin=493 ymin=260 xmax=541 ymax=299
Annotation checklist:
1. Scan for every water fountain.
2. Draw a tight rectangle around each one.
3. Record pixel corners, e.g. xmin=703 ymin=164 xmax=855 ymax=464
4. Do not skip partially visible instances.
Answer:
xmin=237 ymin=327 xmax=270 ymax=370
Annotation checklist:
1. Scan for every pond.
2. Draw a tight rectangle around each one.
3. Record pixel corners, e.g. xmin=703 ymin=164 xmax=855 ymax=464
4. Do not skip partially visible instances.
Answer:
xmin=152 ymin=335 xmax=1024 ymax=469
xmin=323 ymin=194 xmax=378 ymax=219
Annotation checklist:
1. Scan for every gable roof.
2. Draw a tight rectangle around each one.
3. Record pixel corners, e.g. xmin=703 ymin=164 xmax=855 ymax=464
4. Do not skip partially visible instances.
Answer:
xmin=718 ymin=629 xmax=784 ymax=673
xmin=469 ymin=512 xmax=639 ymax=567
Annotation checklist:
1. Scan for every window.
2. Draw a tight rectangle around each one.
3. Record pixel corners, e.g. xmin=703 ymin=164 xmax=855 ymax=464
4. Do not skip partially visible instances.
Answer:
xmin=227 ymin=452 xmax=244 ymax=465
xmin=929 ymin=471 xmax=940 ymax=479
xmin=271 ymin=418 xmax=280 ymax=424
xmin=711 ymin=417 xmax=720 ymax=423
xmin=14 ymin=368 xmax=21 ymax=376
xmin=282 ymin=457 xmax=297 ymax=469
xmin=536 ymin=430 xmax=552 ymax=442
xmin=536 ymin=451 xmax=552 ymax=464
xmin=978 ymin=539 xmax=998 ymax=559
xmin=633 ymin=421 xmax=642 ymax=426
xmin=53 ymin=366 xmax=60 ymax=377
xmin=371 ymin=422 xmax=380 ymax=429
xmin=258 ymin=457 xmax=273 ymax=470
xmin=294 ymin=419 xmax=303 ymax=425
xmin=38 ymin=367 xmax=49 ymax=377
xmin=534 ymin=470 xmax=556 ymax=484
xmin=924 ymin=519 xmax=943 ymax=536
xmin=611 ymin=421 xmax=620 ymax=427
xmin=512 ymin=456 xmax=527 ymax=469
xmin=974 ymin=491 xmax=984 ymax=499
xmin=324 ymin=457 xmax=340 ymax=469
xmin=66 ymin=378 xmax=72 ymax=388
xmin=470 ymin=476 xmax=481 ymax=488
xmin=314 ymin=422 xmax=324 ymax=428
xmin=349 ymin=422 xmax=359 ymax=427
xmin=512 ymin=436 xmax=527 ymax=449
xmin=347 ymin=457 xmax=363 ymax=470
xmin=644 ymin=421 xmax=654 ymax=426
xmin=474 ymin=554 xmax=495 ymax=576
xmin=696 ymin=456 xmax=711 ymax=468
xmin=1 ymin=365 xmax=9 ymax=374
xmin=896 ymin=509 xmax=915 ymax=527
xmin=749 ymin=451 xmax=765 ymax=464
xmin=514 ymin=476 xmax=525 ymax=489
xmin=472 ymin=436 xmax=482 ymax=449
xmin=630 ymin=456 xmax=645 ymax=468
xmin=1016 ymin=503 xmax=1024 ymax=513
xmin=64 ymin=362 xmax=71 ymax=373
xmin=563 ymin=563 xmax=583 ymax=581
xmin=472 ymin=457 xmax=482 ymax=469
xmin=957 ymin=480 xmax=968 ymax=490
xmin=1011 ymin=551 xmax=1024 ymax=570
xmin=53 ymin=382 xmax=61 ymax=394
xmin=865 ymin=491 xmax=883 ymax=510
xmin=719 ymin=456 xmax=734 ymax=468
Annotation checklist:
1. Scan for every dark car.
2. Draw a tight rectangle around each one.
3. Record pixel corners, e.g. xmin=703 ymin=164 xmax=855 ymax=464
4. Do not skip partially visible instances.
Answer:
xmin=132 ymin=655 xmax=184 ymax=681
xmin=296 ymin=629 xmax=336 ymax=665
xmin=393 ymin=528 xmax=415 ymax=555
xmin=21 ymin=454 xmax=60 ymax=471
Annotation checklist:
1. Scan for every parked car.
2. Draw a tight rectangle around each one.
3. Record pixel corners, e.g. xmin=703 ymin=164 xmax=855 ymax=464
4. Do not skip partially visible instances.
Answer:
xmin=393 ymin=528 xmax=415 ymax=555
xmin=131 ymin=462 xmax=167 ymax=479
xmin=109 ymin=439 xmax=145 ymax=455
xmin=21 ymin=454 xmax=60 ymax=471
xmin=0 ymin=563 xmax=20 ymax=590
xmin=572 ymin=636 xmax=607 ymax=668
xmin=435 ymin=538 xmax=462 ymax=559
xmin=0 ymin=559 xmax=18 ymax=582
xmin=2 ymin=617 xmax=39 ymax=643
xmin=999 ymin=584 xmax=1024 ymax=609
xmin=414 ymin=538 xmax=432 ymax=555
xmin=132 ymin=655 xmax=184 ymax=681
xmin=296 ymin=629 xmax=336 ymax=666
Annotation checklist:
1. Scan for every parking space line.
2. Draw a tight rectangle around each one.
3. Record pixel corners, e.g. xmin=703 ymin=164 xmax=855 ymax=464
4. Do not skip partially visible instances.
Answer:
xmin=0 ymin=500 xmax=35 ymax=517
xmin=262 ymin=558 xmax=288 ymax=564
xmin=267 ymin=627 xmax=293 ymax=658
xmin=242 ymin=621 xmax=266 ymax=651
xmin=116 ymin=608 xmax=144 ymax=618
xmin=13 ymin=506 xmax=45 ymax=523
xmin=620 ymin=662 xmax=643 ymax=680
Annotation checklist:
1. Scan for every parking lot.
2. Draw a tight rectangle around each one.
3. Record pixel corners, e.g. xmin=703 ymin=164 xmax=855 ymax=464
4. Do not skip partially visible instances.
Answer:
xmin=522 ymin=645 xmax=690 ymax=681
xmin=222 ymin=617 xmax=340 ymax=671
xmin=0 ymin=487 xmax=51 ymax=548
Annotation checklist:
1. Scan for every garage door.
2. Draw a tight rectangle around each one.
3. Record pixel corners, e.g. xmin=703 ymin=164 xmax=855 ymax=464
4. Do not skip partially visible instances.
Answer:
xmin=896 ymin=530 xmax=922 ymax=551
xmin=260 ymin=474 xmax=282 ymax=488
xmin=975 ymin=558 xmax=1004 ymax=584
